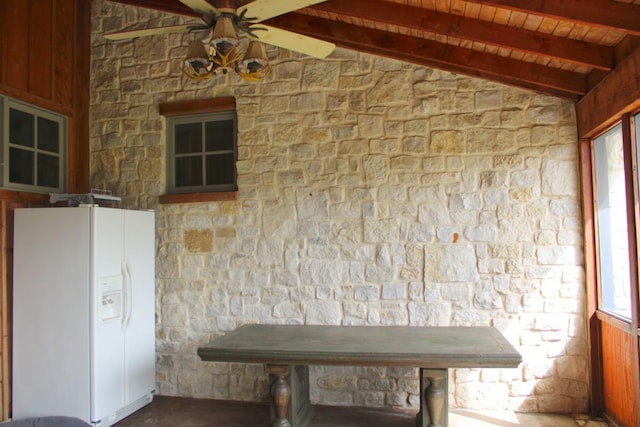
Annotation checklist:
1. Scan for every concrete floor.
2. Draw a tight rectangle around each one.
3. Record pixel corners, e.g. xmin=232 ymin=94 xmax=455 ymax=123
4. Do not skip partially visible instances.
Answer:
xmin=114 ymin=396 xmax=610 ymax=427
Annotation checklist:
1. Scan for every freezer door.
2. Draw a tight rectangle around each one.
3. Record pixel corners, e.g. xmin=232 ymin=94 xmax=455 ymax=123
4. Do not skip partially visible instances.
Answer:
xmin=91 ymin=208 xmax=126 ymax=423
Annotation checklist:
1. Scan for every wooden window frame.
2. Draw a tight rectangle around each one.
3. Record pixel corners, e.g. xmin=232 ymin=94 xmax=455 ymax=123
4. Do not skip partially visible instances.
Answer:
xmin=158 ymin=97 xmax=237 ymax=204
xmin=0 ymin=95 xmax=67 ymax=193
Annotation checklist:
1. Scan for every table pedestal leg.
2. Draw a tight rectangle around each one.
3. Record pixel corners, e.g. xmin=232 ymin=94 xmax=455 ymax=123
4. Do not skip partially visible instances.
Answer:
xmin=417 ymin=369 xmax=448 ymax=427
xmin=267 ymin=365 xmax=292 ymax=427
xmin=266 ymin=364 xmax=314 ymax=427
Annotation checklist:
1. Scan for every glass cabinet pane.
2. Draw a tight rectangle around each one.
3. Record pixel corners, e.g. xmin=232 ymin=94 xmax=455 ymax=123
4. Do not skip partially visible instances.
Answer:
xmin=37 ymin=117 xmax=60 ymax=153
xmin=37 ymin=153 xmax=59 ymax=188
xmin=175 ymin=123 xmax=203 ymax=154
xmin=9 ymin=148 xmax=34 ymax=185
xmin=206 ymin=153 xmax=235 ymax=186
xmin=205 ymin=120 xmax=234 ymax=151
xmin=175 ymin=156 xmax=203 ymax=187
xmin=9 ymin=108 xmax=34 ymax=147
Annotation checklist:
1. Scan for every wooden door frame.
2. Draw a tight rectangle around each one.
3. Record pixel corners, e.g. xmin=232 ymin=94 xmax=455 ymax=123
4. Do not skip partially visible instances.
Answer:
xmin=579 ymin=138 xmax=604 ymax=415
xmin=620 ymin=112 xmax=640 ymax=423
xmin=628 ymin=112 xmax=640 ymax=422
xmin=581 ymin=113 xmax=640 ymax=425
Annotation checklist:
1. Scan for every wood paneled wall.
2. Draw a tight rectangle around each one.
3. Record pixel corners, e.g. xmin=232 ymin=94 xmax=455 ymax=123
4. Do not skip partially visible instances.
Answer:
xmin=601 ymin=321 xmax=638 ymax=427
xmin=0 ymin=0 xmax=90 ymax=193
xmin=0 ymin=0 xmax=91 ymax=419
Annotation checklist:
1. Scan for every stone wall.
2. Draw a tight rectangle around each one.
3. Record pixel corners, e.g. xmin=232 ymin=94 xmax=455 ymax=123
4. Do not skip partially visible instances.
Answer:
xmin=91 ymin=0 xmax=587 ymax=413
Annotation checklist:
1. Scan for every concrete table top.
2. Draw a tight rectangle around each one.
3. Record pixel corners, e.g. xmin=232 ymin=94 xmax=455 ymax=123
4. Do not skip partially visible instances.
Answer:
xmin=197 ymin=324 xmax=522 ymax=368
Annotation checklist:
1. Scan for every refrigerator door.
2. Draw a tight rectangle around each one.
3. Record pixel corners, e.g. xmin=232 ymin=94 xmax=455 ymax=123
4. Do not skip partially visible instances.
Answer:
xmin=12 ymin=207 xmax=92 ymax=420
xmin=91 ymin=208 xmax=126 ymax=423
xmin=123 ymin=210 xmax=156 ymax=404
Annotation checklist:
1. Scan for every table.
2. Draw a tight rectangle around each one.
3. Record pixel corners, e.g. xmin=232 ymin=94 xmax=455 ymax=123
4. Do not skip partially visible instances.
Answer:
xmin=198 ymin=325 xmax=521 ymax=427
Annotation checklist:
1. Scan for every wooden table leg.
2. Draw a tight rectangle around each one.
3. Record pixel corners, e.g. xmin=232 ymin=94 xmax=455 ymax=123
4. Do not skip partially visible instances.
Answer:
xmin=417 ymin=368 xmax=448 ymax=427
xmin=266 ymin=364 xmax=314 ymax=427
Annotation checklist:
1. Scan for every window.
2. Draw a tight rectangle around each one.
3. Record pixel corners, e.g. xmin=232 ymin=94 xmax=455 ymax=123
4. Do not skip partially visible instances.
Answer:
xmin=593 ymin=124 xmax=632 ymax=319
xmin=0 ymin=96 xmax=66 ymax=193
xmin=166 ymin=110 xmax=237 ymax=194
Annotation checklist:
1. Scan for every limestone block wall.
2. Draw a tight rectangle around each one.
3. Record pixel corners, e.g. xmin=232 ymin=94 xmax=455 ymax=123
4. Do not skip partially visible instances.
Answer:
xmin=91 ymin=0 xmax=587 ymax=413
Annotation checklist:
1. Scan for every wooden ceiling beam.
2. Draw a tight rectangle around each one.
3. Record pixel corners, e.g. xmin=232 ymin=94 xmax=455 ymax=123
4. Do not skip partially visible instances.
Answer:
xmin=309 ymin=0 xmax=614 ymax=70
xmin=577 ymin=46 xmax=640 ymax=138
xmin=267 ymin=13 xmax=586 ymax=98
xmin=108 ymin=0 xmax=198 ymax=17
xmin=472 ymin=0 xmax=640 ymax=36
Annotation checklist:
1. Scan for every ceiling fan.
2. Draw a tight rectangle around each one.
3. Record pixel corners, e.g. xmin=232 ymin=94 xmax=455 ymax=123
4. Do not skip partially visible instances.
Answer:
xmin=104 ymin=0 xmax=336 ymax=81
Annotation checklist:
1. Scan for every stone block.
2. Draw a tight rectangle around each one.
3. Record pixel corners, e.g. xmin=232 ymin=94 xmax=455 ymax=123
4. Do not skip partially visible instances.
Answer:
xmin=424 ymin=244 xmax=478 ymax=282
xmin=455 ymin=382 xmax=510 ymax=409
xmin=184 ymin=229 xmax=213 ymax=253
xmin=431 ymin=130 xmax=465 ymax=154
xmin=305 ymin=301 xmax=343 ymax=325
xmin=541 ymin=158 xmax=577 ymax=196
xmin=408 ymin=302 xmax=451 ymax=326
xmin=382 ymin=283 xmax=407 ymax=300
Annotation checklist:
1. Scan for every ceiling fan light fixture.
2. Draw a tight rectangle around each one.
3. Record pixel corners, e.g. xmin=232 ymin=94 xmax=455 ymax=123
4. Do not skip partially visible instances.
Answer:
xmin=182 ymin=40 xmax=213 ymax=80
xmin=237 ymin=40 xmax=269 ymax=81
xmin=210 ymin=15 xmax=240 ymax=56
xmin=207 ymin=15 xmax=244 ymax=71
xmin=105 ymin=0 xmax=335 ymax=84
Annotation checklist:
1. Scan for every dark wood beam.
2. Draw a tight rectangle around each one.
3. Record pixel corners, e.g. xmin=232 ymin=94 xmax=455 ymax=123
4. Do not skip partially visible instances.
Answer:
xmin=587 ymin=35 xmax=640 ymax=90
xmin=70 ymin=0 xmax=91 ymax=193
xmin=267 ymin=13 xmax=586 ymax=98
xmin=577 ymin=46 xmax=640 ymax=138
xmin=473 ymin=0 xmax=640 ymax=36
xmin=107 ymin=0 xmax=197 ymax=16
xmin=310 ymin=0 xmax=613 ymax=70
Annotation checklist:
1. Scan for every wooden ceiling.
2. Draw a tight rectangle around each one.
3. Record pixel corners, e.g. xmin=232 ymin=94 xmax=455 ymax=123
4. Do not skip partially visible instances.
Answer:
xmin=109 ymin=0 xmax=640 ymax=100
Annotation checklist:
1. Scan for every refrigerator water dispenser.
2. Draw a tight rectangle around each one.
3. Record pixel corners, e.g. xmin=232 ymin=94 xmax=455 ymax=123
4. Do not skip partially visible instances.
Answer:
xmin=99 ymin=276 xmax=122 ymax=323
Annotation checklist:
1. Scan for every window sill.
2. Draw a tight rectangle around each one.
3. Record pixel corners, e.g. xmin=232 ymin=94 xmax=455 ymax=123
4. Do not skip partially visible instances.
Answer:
xmin=159 ymin=191 xmax=237 ymax=204
xmin=0 ymin=189 xmax=51 ymax=204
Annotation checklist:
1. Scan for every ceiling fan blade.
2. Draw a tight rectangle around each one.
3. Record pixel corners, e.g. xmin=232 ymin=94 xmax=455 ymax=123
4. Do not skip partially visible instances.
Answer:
xmin=239 ymin=0 xmax=328 ymax=22
xmin=178 ymin=0 xmax=220 ymax=16
xmin=104 ymin=25 xmax=191 ymax=40
xmin=254 ymin=25 xmax=335 ymax=58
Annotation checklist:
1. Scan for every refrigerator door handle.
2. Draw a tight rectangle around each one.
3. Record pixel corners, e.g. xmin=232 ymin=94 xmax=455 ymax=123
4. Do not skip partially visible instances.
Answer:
xmin=123 ymin=262 xmax=134 ymax=328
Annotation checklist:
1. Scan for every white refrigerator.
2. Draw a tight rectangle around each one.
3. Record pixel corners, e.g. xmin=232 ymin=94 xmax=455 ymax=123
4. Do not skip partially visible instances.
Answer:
xmin=12 ymin=206 xmax=156 ymax=426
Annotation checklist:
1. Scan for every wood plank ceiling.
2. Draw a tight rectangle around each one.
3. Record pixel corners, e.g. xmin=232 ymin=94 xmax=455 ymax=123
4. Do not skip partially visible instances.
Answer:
xmin=108 ymin=0 xmax=640 ymax=100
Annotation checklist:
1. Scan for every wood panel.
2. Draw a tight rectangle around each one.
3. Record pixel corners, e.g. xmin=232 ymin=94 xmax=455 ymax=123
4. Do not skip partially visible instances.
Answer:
xmin=53 ymin=0 xmax=76 ymax=108
xmin=601 ymin=320 xmax=637 ymax=427
xmin=67 ymin=0 xmax=91 ymax=194
xmin=0 ymin=1 xmax=29 ymax=92
xmin=28 ymin=0 xmax=54 ymax=100
xmin=0 ymin=0 xmax=79 ymax=115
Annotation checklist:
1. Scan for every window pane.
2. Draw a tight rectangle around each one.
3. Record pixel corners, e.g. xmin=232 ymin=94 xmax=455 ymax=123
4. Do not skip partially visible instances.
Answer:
xmin=9 ymin=148 xmax=34 ymax=185
xmin=175 ymin=123 xmax=202 ymax=154
xmin=206 ymin=153 xmax=235 ymax=186
xmin=37 ymin=153 xmax=59 ymax=188
xmin=205 ymin=119 xmax=234 ymax=151
xmin=175 ymin=156 xmax=202 ymax=187
xmin=594 ymin=124 xmax=631 ymax=319
xmin=38 ymin=117 xmax=60 ymax=153
xmin=9 ymin=108 xmax=34 ymax=147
